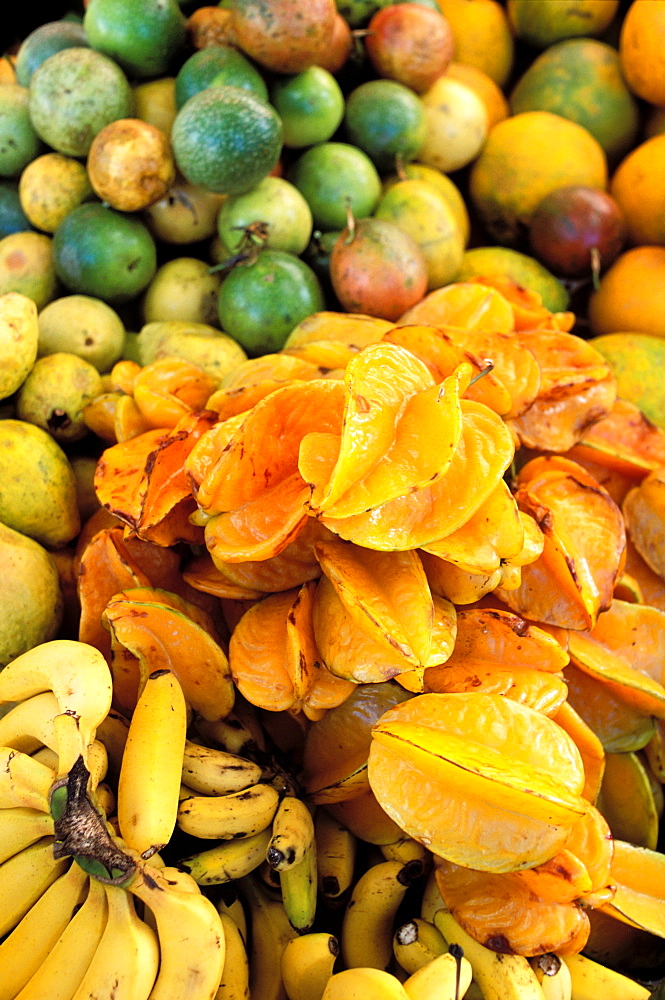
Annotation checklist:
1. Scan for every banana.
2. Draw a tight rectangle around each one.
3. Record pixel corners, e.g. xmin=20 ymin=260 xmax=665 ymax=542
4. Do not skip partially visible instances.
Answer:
xmin=177 ymin=782 xmax=280 ymax=840
xmin=0 ymin=690 xmax=60 ymax=754
xmin=129 ymin=862 xmax=226 ymax=1000
xmin=86 ymin=738 xmax=109 ymax=790
xmin=267 ymin=795 xmax=316 ymax=872
xmin=561 ymin=953 xmax=651 ymax=1000
xmin=30 ymin=745 xmax=59 ymax=772
xmin=0 ymin=835 xmax=68 ymax=937
xmin=240 ymin=873 xmax=298 ymax=1000
xmin=0 ymin=640 xmax=113 ymax=774
xmin=280 ymin=932 xmax=339 ymax=1000
xmin=280 ymin=831 xmax=318 ymax=932
xmin=216 ymin=909 xmax=251 ymax=1000
xmin=216 ymin=884 xmax=248 ymax=942
xmin=380 ymin=838 xmax=431 ymax=866
xmin=403 ymin=951 xmax=474 ymax=1000
xmin=321 ymin=968 xmax=410 ymax=999
xmin=315 ymin=807 xmax=357 ymax=906
xmin=71 ymin=882 xmax=160 ymax=1000
xmin=0 ymin=805 xmax=54 ymax=864
xmin=419 ymin=868 xmax=445 ymax=923
xmin=393 ymin=918 xmax=447 ymax=976
xmin=433 ymin=908 xmax=546 ymax=1000
xmin=195 ymin=714 xmax=264 ymax=759
xmin=182 ymin=739 xmax=263 ymax=795
xmin=92 ymin=781 xmax=115 ymax=819
xmin=341 ymin=859 xmax=425 ymax=972
xmin=179 ymin=826 xmax=273 ymax=885
xmin=530 ymin=955 xmax=573 ymax=1000
xmin=0 ymin=746 xmax=55 ymax=811
xmin=117 ymin=665 xmax=188 ymax=858
xmin=94 ymin=708 xmax=130 ymax=788
xmin=14 ymin=873 xmax=107 ymax=1000
xmin=0 ymin=861 xmax=87 ymax=1000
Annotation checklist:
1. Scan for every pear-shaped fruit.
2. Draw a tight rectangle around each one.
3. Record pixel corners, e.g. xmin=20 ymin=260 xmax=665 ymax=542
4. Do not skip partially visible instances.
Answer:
xmin=0 ymin=419 xmax=80 ymax=547
xmin=0 ymin=292 xmax=39 ymax=400
xmin=17 ymin=352 xmax=103 ymax=443
xmin=0 ymin=520 xmax=63 ymax=668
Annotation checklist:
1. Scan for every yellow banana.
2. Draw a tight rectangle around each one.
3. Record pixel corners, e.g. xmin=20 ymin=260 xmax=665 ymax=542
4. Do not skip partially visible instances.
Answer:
xmin=179 ymin=826 xmax=273 ymax=885
xmin=0 ymin=861 xmax=87 ymax=1000
xmin=267 ymin=796 xmax=316 ymax=872
xmin=216 ymin=909 xmax=250 ymax=1000
xmin=15 ymin=874 xmax=108 ymax=1000
xmin=393 ymin=918 xmax=447 ymax=976
xmin=86 ymin=739 xmax=109 ymax=791
xmin=419 ymin=868 xmax=445 ymax=923
xmin=280 ymin=831 xmax=318 ymax=932
xmin=280 ymin=932 xmax=339 ymax=1000
xmin=0 ymin=746 xmax=55 ymax=811
xmin=30 ymin=745 xmax=59 ymax=772
xmin=177 ymin=782 xmax=280 ymax=840
xmin=341 ymin=859 xmax=425 ymax=971
xmin=71 ymin=882 xmax=160 ymax=1000
xmin=321 ymin=968 xmax=410 ymax=999
xmin=0 ymin=805 xmax=54 ymax=864
xmin=240 ymin=873 xmax=298 ymax=1000
xmin=0 ymin=640 xmax=113 ymax=774
xmin=530 ymin=955 xmax=573 ymax=1000
xmin=94 ymin=708 xmax=130 ymax=788
xmin=0 ymin=690 xmax=60 ymax=754
xmin=129 ymin=862 xmax=226 ymax=1000
xmin=92 ymin=781 xmax=115 ymax=819
xmin=403 ymin=951 xmax=473 ymax=1000
xmin=216 ymin=884 xmax=248 ymax=941
xmin=0 ymin=835 xmax=68 ymax=937
xmin=315 ymin=807 xmax=357 ymax=906
xmin=182 ymin=739 xmax=263 ymax=795
xmin=380 ymin=838 xmax=431 ymax=866
xmin=561 ymin=953 xmax=651 ymax=1000
xmin=195 ymin=714 xmax=263 ymax=758
xmin=433 ymin=908 xmax=546 ymax=1000
xmin=117 ymin=666 xmax=188 ymax=858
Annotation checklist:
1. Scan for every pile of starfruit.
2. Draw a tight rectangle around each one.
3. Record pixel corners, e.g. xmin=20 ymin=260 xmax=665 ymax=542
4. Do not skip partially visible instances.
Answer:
xmin=3 ymin=278 xmax=665 ymax=1000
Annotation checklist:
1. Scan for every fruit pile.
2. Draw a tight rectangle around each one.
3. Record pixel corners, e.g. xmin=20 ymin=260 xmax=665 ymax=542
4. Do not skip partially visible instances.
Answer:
xmin=2 ymin=1 xmax=665 ymax=999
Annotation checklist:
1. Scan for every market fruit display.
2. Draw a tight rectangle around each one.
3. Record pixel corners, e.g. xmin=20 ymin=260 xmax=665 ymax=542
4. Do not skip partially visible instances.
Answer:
xmin=2 ymin=1 xmax=665 ymax=999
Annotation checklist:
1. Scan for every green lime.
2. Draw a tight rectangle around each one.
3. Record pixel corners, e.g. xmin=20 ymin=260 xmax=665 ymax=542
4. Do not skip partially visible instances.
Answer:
xmin=0 ymin=182 xmax=32 ymax=238
xmin=15 ymin=20 xmax=89 ymax=86
xmin=28 ymin=47 xmax=134 ymax=157
xmin=175 ymin=45 xmax=268 ymax=110
xmin=83 ymin=0 xmax=187 ymax=80
xmin=218 ymin=249 xmax=325 ymax=356
xmin=270 ymin=66 xmax=345 ymax=148
xmin=343 ymin=79 xmax=426 ymax=171
xmin=217 ymin=176 xmax=313 ymax=256
xmin=287 ymin=142 xmax=382 ymax=231
xmin=53 ymin=203 xmax=157 ymax=305
xmin=0 ymin=86 xmax=43 ymax=178
xmin=171 ymin=85 xmax=282 ymax=195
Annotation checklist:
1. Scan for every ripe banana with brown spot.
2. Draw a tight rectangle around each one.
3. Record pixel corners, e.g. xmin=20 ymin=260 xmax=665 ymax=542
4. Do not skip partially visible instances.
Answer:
xmin=561 ymin=953 xmax=651 ymax=1000
xmin=393 ymin=918 xmax=447 ymax=976
xmin=315 ymin=807 xmax=357 ymax=906
xmin=182 ymin=739 xmax=263 ymax=795
xmin=530 ymin=955 xmax=573 ymax=1000
xmin=403 ymin=951 xmax=473 ymax=1000
xmin=268 ymin=796 xmax=315 ymax=872
xmin=179 ymin=826 xmax=273 ymax=885
xmin=341 ymin=859 xmax=425 ymax=972
xmin=216 ymin=909 xmax=251 ymax=1000
xmin=280 ymin=831 xmax=318 ymax=933
xmin=0 ymin=746 xmax=55 ymax=811
xmin=0 ymin=836 xmax=68 ymax=937
xmin=177 ymin=782 xmax=280 ymax=840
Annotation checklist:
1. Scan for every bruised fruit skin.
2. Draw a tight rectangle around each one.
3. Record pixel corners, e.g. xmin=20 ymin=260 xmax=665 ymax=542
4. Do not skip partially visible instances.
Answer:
xmin=86 ymin=118 xmax=176 ymax=213
xmin=364 ymin=3 xmax=455 ymax=94
xmin=229 ymin=0 xmax=337 ymax=74
xmin=16 ymin=352 xmax=103 ymax=444
xmin=0 ymin=520 xmax=63 ymax=668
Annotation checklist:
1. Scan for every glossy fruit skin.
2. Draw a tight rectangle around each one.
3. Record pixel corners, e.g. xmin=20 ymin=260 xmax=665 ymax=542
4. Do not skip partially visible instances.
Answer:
xmin=217 ymin=249 xmax=325 ymax=356
xmin=52 ymin=203 xmax=157 ymax=305
xmin=329 ymin=217 xmax=428 ymax=321
xmin=287 ymin=142 xmax=381 ymax=232
xmin=364 ymin=3 xmax=455 ymax=93
xmin=15 ymin=20 xmax=89 ymax=86
xmin=529 ymin=185 xmax=626 ymax=278
xmin=230 ymin=0 xmax=337 ymax=74
xmin=270 ymin=66 xmax=345 ymax=149
xmin=343 ymin=79 xmax=427 ymax=172
xmin=174 ymin=45 xmax=268 ymax=110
